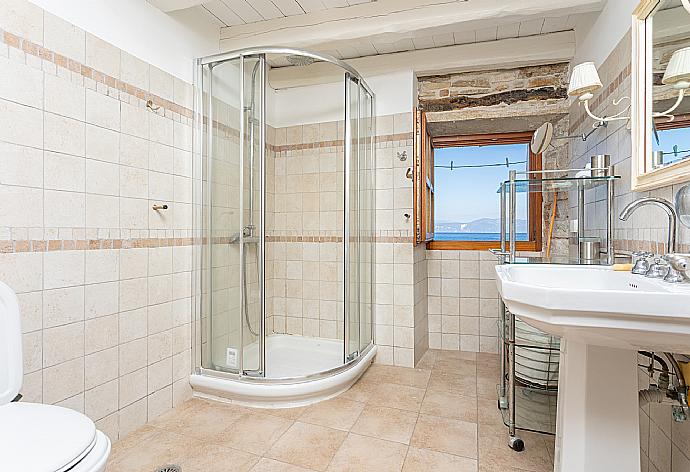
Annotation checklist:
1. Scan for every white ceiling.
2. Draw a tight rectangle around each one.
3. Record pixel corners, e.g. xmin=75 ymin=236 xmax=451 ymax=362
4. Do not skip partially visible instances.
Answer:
xmin=322 ymin=14 xmax=585 ymax=60
xmin=197 ymin=0 xmax=376 ymax=27
xmin=149 ymin=0 xmax=603 ymax=85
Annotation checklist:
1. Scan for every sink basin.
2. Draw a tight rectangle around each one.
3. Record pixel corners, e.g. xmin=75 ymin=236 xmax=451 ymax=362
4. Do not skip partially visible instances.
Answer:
xmin=495 ymin=264 xmax=690 ymax=352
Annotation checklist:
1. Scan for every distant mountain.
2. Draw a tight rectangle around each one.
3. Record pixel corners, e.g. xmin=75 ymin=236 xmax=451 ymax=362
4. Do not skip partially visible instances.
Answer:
xmin=435 ymin=218 xmax=527 ymax=233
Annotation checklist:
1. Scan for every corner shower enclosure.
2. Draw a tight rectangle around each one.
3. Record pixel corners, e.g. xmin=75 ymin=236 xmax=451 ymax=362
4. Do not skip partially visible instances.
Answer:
xmin=191 ymin=48 xmax=376 ymax=406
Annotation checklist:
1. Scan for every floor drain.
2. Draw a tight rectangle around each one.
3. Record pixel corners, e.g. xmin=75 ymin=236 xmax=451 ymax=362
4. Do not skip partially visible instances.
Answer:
xmin=154 ymin=466 xmax=182 ymax=472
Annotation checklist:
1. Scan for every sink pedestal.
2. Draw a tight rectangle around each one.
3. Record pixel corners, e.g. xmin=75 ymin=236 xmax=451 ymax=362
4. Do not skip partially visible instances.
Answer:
xmin=555 ymin=340 xmax=640 ymax=471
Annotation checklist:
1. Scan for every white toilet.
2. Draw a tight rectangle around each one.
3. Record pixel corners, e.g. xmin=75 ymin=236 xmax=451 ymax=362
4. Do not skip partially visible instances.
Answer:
xmin=0 ymin=281 xmax=111 ymax=471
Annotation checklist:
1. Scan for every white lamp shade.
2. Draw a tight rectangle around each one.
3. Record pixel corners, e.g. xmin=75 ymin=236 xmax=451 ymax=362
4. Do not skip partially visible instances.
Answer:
xmin=662 ymin=47 xmax=690 ymax=88
xmin=567 ymin=62 xmax=603 ymax=98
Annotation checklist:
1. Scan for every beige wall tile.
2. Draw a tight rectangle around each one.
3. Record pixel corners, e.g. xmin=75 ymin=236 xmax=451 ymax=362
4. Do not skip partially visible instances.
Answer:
xmin=85 ymin=346 xmax=118 ymax=389
xmin=43 ymin=357 xmax=84 ymax=404
xmin=85 ymin=314 xmax=118 ymax=354
xmin=43 ymin=286 xmax=84 ymax=328
xmin=119 ymin=367 xmax=147 ymax=407
xmin=44 ymin=112 xmax=86 ymax=157
xmin=85 ymin=281 xmax=119 ymax=319
xmin=0 ymin=0 xmax=44 ymax=44
xmin=86 ymin=124 xmax=119 ymax=163
xmin=85 ymin=379 xmax=118 ymax=421
xmin=44 ymin=73 xmax=85 ymax=121
xmin=0 ymin=141 xmax=43 ymax=187
xmin=85 ymin=249 xmax=119 ymax=284
xmin=22 ymin=330 xmax=42 ymax=373
xmin=86 ymin=89 xmax=120 ymax=131
xmin=85 ymin=33 xmax=120 ymax=78
xmin=150 ymin=66 xmax=174 ymax=102
xmin=44 ymin=250 xmax=85 ymax=289
xmin=0 ymin=98 xmax=43 ymax=148
xmin=44 ymin=12 xmax=85 ymax=62
xmin=44 ymin=151 xmax=85 ymax=192
xmin=86 ymin=193 xmax=119 ymax=228
xmin=0 ymin=56 xmax=43 ymax=108
xmin=0 ymin=184 xmax=43 ymax=227
xmin=121 ymin=52 xmax=149 ymax=90
xmin=43 ymin=321 xmax=84 ymax=367
xmin=44 ymin=189 xmax=85 ymax=227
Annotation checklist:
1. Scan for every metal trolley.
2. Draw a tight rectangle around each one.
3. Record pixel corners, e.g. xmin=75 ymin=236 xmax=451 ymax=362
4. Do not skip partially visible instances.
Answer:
xmin=493 ymin=168 xmax=619 ymax=451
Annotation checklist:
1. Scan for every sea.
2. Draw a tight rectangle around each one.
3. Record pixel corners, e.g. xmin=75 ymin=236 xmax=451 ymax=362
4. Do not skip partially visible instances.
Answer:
xmin=434 ymin=232 xmax=529 ymax=241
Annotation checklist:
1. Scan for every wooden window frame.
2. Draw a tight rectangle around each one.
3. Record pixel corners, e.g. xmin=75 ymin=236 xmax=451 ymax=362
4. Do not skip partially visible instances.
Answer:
xmin=420 ymin=130 xmax=543 ymax=251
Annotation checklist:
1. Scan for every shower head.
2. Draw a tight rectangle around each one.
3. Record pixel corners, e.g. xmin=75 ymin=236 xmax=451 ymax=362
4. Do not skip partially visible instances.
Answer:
xmin=286 ymin=54 xmax=316 ymax=67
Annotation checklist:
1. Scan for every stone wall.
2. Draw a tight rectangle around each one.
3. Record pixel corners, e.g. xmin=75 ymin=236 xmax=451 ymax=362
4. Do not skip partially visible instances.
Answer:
xmin=416 ymin=63 xmax=571 ymax=353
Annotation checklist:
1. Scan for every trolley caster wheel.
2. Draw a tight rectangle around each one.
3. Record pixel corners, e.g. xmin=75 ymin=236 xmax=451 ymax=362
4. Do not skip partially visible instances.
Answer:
xmin=509 ymin=436 xmax=525 ymax=452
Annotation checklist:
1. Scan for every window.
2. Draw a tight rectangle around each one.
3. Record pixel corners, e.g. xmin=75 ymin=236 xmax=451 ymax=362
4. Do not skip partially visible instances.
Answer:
xmin=653 ymin=115 xmax=690 ymax=167
xmin=414 ymin=119 xmax=542 ymax=250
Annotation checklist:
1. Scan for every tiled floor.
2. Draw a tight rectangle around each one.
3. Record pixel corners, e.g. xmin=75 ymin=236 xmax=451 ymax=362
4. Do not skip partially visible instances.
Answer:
xmin=107 ymin=350 xmax=555 ymax=472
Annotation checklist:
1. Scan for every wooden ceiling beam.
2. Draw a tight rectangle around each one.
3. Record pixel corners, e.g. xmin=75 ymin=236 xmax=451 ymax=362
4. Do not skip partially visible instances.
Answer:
xmin=267 ymin=31 xmax=576 ymax=89
xmin=220 ymin=0 xmax=603 ymax=51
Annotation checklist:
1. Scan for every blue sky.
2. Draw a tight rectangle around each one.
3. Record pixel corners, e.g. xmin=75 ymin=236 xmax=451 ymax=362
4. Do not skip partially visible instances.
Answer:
xmin=434 ymin=143 xmax=529 ymax=223
xmin=653 ymin=126 xmax=690 ymax=165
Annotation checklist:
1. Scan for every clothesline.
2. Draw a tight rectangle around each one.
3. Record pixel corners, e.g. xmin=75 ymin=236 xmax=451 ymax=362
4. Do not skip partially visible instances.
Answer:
xmin=435 ymin=158 xmax=527 ymax=170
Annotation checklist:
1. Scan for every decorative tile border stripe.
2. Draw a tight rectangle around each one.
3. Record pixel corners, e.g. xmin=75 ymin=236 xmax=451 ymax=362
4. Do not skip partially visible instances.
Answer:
xmin=615 ymin=239 xmax=688 ymax=256
xmin=0 ymin=237 xmax=197 ymax=253
xmin=0 ymin=234 xmax=414 ymax=253
xmin=266 ymin=235 xmax=413 ymax=244
xmin=270 ymin=132 xmax=413 ymax=153
xmin=1 ymin=29 xmax=193 ymax=120
xmin=569 ymin=63 xmax=631 ymax=133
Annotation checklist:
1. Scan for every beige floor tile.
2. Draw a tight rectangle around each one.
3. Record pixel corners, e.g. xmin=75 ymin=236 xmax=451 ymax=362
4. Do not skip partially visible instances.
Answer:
xmin=427 ymin=370 xmax=478 ymax=397
xmin=107 ymin=430 xmax=200 ymax=472
xmin=351 ymin=405 xmax=419 ymax=444
xmin=220 ymin=411 xmax=293 ymax=455
xmin=149 ymin=398 xmax=248 ymax=442
xmin=478 ymin=424 xmax=554 ymax=472
xmin=368 ymin=382 xmax=426 ymax=411
xmin=476 ymin=374 xmax=498 ymax=399
xmin=298 ymin=397 xmax=365 ymax=431
xmin=343 ymin=380 xmax=425 ymax=412
xmin=262 ymin=405 xmax=309 ymax=420
xmin=437 ymin=350 xmax=477 ymax=362
xmin=477 ymin=397 xmax=506 ymax=428
xmin=433 ymin=358 xmax=477 ymax=376
xmin=411 ymin=414 xmax=478 ymax=459
xmin=403 ymin=446 xmax=478 ymax=472
xmin=415 ymin=350 xmax=438 ymax=370
xmin=266 ymin=421 xmax=347 ymax=471
xmin=420 ymin=390 xmax=478 ymax=423
xmin=251 ymin=458 xmax=317 ymax=471
xmin=326 ymin=433 xmax=408 ymax=472
xmin=362 ymin=364 xmax=431 ymax=388
xmin=179 ymin=444 xmax=259 ymax=472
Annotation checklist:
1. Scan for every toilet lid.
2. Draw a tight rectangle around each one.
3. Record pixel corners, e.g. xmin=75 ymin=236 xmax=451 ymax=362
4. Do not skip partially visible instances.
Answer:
xmin=0 ymin=402 xmax=97 ymax=472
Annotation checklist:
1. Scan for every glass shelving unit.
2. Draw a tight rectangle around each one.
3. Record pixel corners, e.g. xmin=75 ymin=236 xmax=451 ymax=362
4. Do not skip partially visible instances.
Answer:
xmin=494 ymin=168 xmax=620 ymax=451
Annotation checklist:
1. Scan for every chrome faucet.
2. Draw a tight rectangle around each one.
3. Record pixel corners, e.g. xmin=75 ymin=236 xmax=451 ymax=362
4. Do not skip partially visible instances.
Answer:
xmin=619 ymin=197 xmax=677 ymax=254
xmin=619 ymin=197 xmax=683 ymax=282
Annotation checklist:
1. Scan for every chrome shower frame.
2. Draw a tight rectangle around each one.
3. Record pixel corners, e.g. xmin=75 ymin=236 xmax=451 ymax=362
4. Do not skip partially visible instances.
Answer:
xmin=192 ymin=47 xmax=376 ymax=383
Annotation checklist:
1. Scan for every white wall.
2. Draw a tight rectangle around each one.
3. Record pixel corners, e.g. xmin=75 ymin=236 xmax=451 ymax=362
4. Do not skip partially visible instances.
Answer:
xmin=269 ymin=70 xmax=415 ymax=127
xmin=29 ymin=0 xmax=220 ymax=82
xmin=573 ymin=0 xmax=639 ymax=68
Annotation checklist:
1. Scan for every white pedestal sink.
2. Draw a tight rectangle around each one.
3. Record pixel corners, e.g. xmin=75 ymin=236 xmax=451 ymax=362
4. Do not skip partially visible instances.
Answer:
xmin=495 ymin=264 xmax=690 ymax=472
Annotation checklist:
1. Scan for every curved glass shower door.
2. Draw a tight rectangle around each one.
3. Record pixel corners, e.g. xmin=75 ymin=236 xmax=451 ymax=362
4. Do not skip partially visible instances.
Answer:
xmin=197 ymin=48 xmax=374 ymax=382
xmin=202 ymin=54 xmax=266 ymax=377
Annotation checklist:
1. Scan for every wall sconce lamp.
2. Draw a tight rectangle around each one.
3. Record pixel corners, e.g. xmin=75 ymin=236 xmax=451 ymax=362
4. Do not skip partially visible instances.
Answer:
xmin=655 ymin=47 xmax=690 ymax=121
xmin=683 ymin=0 xmax=690 ymax=14
xmin=567 ymin=62 xmax=631 ymax=125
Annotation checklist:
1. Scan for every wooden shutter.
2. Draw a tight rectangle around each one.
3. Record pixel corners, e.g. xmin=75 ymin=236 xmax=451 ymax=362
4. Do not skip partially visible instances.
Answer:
xmin=414 ymin=108 xmax=434 ymax=245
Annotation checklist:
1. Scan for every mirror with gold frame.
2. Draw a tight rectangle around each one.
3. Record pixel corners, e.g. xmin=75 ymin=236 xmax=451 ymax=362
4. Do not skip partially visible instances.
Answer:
xmin=632 ymin=0 xmax=690 ymax=191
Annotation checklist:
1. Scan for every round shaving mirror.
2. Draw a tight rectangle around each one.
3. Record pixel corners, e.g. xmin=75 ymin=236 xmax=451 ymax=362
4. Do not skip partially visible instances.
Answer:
xmin=531 ymin=122 xmax=553 ymax=155
xmin=676 ymin=183 xmax=690 ymax=228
